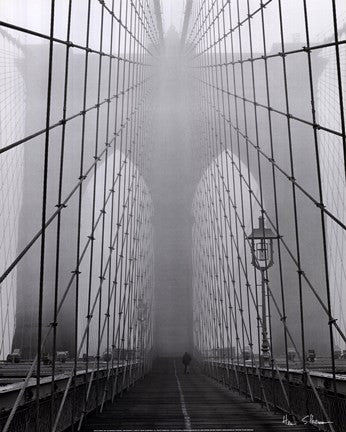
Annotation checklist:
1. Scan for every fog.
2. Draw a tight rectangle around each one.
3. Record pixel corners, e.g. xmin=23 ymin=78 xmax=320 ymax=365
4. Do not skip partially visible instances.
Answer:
xmin=0 ymin=0 xmax=345 ymax=361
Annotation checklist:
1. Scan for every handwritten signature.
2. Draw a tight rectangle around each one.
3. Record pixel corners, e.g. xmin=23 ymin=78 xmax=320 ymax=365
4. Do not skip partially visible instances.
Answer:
xmin=282 ymin=414 xmax=333 ymax=426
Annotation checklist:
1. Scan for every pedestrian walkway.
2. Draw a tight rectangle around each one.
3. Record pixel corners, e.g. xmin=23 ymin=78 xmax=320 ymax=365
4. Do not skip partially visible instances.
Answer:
xmin=81 ymin=358 xmax=316 ymax=431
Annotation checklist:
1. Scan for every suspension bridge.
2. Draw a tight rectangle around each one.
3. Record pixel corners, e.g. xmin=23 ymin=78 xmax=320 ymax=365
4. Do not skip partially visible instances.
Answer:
xmin=0 ymin=0 xmax=345 ymax=431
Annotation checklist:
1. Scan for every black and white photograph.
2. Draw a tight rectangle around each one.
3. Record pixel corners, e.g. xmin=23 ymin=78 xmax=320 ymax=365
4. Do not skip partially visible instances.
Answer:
xmin=0 ymin=0 xmax=345 ymax=431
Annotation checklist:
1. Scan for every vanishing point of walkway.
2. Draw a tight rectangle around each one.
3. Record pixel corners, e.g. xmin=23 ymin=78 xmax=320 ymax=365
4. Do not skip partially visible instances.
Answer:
xmin=81 ymin=359 xmax=316 ymax=431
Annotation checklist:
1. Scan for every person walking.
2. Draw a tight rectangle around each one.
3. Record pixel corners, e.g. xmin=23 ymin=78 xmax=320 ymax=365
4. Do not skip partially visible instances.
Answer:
xmin=182 ymin=351 xmax=192 ymax=374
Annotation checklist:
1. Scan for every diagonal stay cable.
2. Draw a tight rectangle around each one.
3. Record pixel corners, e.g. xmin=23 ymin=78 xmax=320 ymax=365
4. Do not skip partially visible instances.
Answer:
xmin=0 ymin=90 xmax=152 ymax=286
xmin=52 ymin=174 xmax=142 ymax=432
xmin=0 ymin=74 xmax=154 ymax=156
xmin=1 ymin=161 xmax=142 ymax=432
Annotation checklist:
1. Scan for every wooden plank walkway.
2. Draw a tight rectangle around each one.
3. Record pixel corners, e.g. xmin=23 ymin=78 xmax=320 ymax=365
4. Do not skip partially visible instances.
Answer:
xmin=80 ymin=358 xmax=316 ymax=431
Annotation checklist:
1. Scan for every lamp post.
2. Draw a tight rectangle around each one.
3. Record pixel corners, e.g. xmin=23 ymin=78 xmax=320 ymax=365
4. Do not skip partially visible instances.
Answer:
xmin=247 ymin=215 xmax=277 ymax=367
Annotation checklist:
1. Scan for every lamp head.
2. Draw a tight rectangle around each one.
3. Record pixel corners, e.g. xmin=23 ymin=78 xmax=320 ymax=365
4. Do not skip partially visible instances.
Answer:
xmin=247 ymin=216 xmax=277 ymax=270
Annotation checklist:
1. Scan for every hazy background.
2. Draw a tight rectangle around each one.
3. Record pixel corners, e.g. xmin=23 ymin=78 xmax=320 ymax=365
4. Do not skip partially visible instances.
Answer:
xmin=0 ymin=0 xmax=345 ymax=360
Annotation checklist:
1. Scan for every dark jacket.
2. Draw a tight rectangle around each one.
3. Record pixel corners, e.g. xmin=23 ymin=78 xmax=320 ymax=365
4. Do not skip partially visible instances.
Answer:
xmin=182 ymin=352 xmax=192 ymax=365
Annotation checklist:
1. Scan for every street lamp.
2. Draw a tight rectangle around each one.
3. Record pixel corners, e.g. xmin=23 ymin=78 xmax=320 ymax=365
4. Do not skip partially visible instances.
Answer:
xmin=247 ymin=215 xmax=277 ymax=367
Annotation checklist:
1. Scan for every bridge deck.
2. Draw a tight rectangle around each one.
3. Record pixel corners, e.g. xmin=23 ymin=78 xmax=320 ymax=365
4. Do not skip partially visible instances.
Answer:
xmin=80 ymin=359 xmax=315 ymax=431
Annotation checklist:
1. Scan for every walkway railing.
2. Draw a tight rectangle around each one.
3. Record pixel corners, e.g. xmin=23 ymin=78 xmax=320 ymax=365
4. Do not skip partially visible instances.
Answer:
xmin=0 ymin=360 xmax=149 ymax=432
xmin=205 ymin=359 xmax=345 ymax=432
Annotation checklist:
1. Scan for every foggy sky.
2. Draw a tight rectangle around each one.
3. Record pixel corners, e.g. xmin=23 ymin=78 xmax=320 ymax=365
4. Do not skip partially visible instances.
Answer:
xmin=1 ymin=0 xmax=345 ymax=48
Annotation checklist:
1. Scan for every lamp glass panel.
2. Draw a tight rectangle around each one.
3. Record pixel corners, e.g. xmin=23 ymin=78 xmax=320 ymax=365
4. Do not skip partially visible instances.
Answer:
xmin=256 ymin=241 xmax=268 ymax=261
